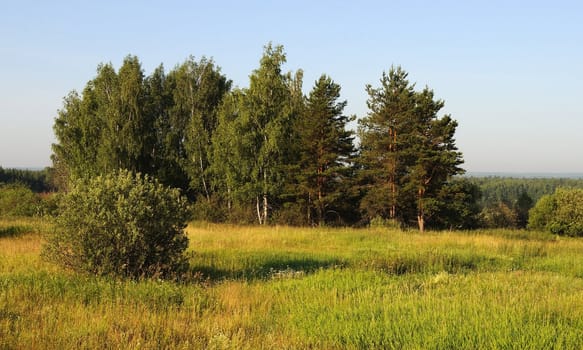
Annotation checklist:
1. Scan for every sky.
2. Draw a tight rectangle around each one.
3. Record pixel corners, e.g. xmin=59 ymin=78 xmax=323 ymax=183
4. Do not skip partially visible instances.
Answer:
xmin=1 ymin=0 xmax=582 ymax=172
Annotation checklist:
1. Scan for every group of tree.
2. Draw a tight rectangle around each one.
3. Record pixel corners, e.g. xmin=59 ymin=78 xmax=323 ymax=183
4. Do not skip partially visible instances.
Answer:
xmin=52 ymin=44 xmax=474 ymax=231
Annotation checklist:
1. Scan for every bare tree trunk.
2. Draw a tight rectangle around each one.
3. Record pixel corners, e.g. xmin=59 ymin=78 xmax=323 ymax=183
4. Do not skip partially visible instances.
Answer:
xmin=317 ymin=166 xmax=324 ymax=226
xmin=199 ymin=152 xmax=210 ymax=202
xmin=417 ymin=187 xmax=425 ymax=232
xmin=307 ymin=192 xmax=311 ymax=225
xmin=227 ymin=186 xmax=232 ymax=211
xmin=417 ymin=215 xmax=425 ymax=233
xmin=263 ymin=194 xmax=268 ymax=225
xmin=256 ymin=196 xmax=263 ymax=225
xmin=262 ymin=169 xmax=268 ymax=225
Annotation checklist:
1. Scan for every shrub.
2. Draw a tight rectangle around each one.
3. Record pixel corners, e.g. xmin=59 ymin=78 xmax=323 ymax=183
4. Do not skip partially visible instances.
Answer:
xmin=43 ymin=170 xmax=190 ymax=279
xmin=479 ymin=202 xmax=518 ymax=229
xmin=528 ymin=188 xmax=583 ymax=236
xmin=191 ymin=196 xmax=227 ymax=222
xmin=0 ymin=183 xmax=43 ymax=217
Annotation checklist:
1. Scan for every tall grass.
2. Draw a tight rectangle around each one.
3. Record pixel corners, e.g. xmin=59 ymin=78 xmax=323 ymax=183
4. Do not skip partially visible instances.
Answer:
xmin=268 ymin=269 xmax=583 ymax=349
xmin=1 ymin=219 xmax=583 ymax=348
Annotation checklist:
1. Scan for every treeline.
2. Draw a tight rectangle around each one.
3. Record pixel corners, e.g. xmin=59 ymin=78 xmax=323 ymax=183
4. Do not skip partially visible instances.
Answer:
xmin=51 ymin=44 xmax=470 ymax=231
xmin=0 ymin=167 xmax=52 ymax=192
xmin=0 ymin=168 xmax=57 ymax=217
xmin=465 ymin=176 xmax=583 ymax=229
xmin=468 ymin=176 xmax=583 ymax=206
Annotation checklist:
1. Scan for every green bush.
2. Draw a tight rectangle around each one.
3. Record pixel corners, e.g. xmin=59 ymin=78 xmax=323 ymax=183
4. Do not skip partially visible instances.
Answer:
xmin=43 ymin=170 xmax=191 ymax=279
xmin=191 ymin=196 xmax=227 ymax=222
xmin=0 ymin=183 xmax=43 ymax=217
xmin=479 ymin=202 xmax=518 ymax=229
xmin=528 ymin=188 xmax=583 ymax=236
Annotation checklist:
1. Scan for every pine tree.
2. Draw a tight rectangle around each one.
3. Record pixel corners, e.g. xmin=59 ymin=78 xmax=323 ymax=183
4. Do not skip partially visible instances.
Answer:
xmin=405 ymin=87 xmax=464 ymax=231
xmin=297 ymin=75 xmax=355 ymax=225
xmin=358 ymin=66 xmax=464 ymax=231
xmin=358 ymin=66 xmax=415 ymax=223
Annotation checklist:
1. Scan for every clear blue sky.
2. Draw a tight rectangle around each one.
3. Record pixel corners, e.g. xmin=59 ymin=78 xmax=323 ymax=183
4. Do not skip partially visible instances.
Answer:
xmin=1 ymin=0 xmax=582 ymax=172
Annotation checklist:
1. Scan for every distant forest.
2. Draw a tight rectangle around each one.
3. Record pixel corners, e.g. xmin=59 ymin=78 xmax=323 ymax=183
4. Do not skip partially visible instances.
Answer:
xmin=468 ymin=176 xmax=583 ymax=207
xmin=465 ymin=176 xmax=583 ymax=229
xmin=0 ymin=167 xmax=52 ymax=192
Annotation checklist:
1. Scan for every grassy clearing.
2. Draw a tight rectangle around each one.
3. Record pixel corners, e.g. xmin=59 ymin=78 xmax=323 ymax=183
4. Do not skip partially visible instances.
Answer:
xmin=1 ymin=220 xmax=583 ymax=348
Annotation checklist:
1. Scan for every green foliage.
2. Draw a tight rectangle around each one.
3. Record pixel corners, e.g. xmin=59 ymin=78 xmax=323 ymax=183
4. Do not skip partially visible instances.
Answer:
xmin=358 ymin=66 xmax=464 ymax=231
xmin=165 ymin=57 xmax=231 ymax=198
xmin=528 ymin=188 xmax=583 ymax=236
xmin=294 ymin=75 xmax=356 ymax=226
xmin=190 ymin=195 xmax=227 ymax=223
xmin=51 ymin=46 xmax=487 ymax=228
xmin=52 ymin=55 xmax=229 ymax=196
xmin=463 ymin=176 xmax=583 ymax=229
xmin=480 ymin=202 xmax=519 ymax=229
xmin=0 ymin=167 xmax=52 ymax=192
xmin=43 ymin=170 xmax=190 ymax=279
xmin=431 ymin=179 xmax=482 ymax=229
xmin=0 ymin=183 xmax=43 ymax=217
xmin=515 ymin=190 xmax=534 ymax=227
xmin=468 ymin=176 xmax=583 ymax=209
xmin=211 ymin=44 xmax=299 ymax=224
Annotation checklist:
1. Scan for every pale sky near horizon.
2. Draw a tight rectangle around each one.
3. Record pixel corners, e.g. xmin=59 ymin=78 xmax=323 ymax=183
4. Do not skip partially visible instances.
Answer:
xmin=1 ymin=0 xmax=582 ymax=172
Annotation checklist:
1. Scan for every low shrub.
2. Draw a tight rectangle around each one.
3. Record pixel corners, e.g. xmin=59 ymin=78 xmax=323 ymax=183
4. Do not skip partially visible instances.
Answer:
xmin=528 ymin=188 xmax=583 ymax=236
xmin=0 ymin=183 xmax=43 ymax=217
xmin=43 ymin=170 xmax=190 ymax=279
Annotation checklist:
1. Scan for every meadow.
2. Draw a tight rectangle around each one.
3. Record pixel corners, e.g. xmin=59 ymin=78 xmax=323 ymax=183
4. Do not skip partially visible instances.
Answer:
xmin=1 ymin=218 xmax=583 ymax=349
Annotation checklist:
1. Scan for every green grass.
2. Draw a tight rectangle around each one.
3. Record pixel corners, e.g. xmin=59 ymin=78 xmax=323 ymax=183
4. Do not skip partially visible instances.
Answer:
xmin=1 ymin=220 xmax=583 ymax=348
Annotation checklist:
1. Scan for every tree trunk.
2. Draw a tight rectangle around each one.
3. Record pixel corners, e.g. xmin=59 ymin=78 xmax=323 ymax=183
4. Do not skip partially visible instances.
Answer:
xmin=317 ymin=166 xmax=324 ymax=226
xmin=417 ymin=187 xmax=425 ymax=232
xmin=256 ymin=196 xmax=263 ymax=225
xmin=199 ymin=152 xmax=210 ymax=202
xmin=388 ymin=127 xmax=397 ymax=219
xmin=263 ymin=194 xmax=268 ymax=225
xmin=417 ymin=215 xmax=425 ymax=233
xmin=262 ymin=170 xmax=268 ymax=225
xmin=227 ymin=186 xmax=232 ymax=211
xmin=307 ymin=192 xmax=311 ymax=225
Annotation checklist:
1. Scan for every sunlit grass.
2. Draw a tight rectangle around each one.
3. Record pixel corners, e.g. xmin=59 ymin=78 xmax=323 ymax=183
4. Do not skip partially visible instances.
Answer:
xmin=1 ymin=219 xmax=583 ymax=348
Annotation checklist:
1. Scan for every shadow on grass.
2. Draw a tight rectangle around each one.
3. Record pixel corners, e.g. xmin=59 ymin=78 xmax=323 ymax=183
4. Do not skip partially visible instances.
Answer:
xmin=0 ymin=225 xmax=33 ymax=238
xmin=189 ymin=253 xmax=346 ymax=283
xmin=458 ymin=229 xmax=559 ymax=242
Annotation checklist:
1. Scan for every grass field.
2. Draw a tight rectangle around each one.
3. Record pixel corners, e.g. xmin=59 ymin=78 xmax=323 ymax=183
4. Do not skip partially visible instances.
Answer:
xmin=1 ymin=218 xmax=583 ymax=349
